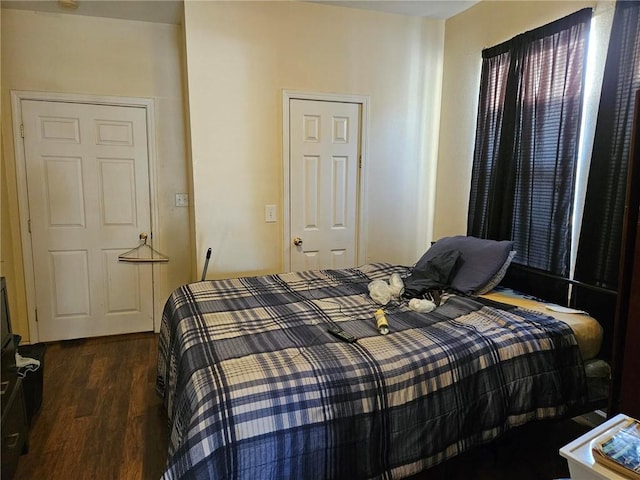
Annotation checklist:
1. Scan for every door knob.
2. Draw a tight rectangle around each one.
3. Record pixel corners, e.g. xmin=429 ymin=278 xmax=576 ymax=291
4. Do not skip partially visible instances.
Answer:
xmin=293 ymin=237 xmax=303 ymax=246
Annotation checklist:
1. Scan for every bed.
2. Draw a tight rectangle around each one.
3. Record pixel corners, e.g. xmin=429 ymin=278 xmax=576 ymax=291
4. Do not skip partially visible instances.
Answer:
xmin=480 ymin=288 xmax=603 ymax=362
xmin=156 ymin=252 xmax=596 ymax=479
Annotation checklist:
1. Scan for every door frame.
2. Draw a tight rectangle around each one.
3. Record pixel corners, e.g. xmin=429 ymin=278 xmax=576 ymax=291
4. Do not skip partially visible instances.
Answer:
xmin=282 ymin=90 xmax=369 ymax=272
xmin=10 ymin=90 xmax=161 ymax=343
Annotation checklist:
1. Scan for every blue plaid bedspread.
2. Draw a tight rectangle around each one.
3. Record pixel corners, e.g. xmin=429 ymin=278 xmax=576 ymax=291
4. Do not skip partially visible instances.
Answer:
xmin=156 ymin=263 xmax=586 ymax=479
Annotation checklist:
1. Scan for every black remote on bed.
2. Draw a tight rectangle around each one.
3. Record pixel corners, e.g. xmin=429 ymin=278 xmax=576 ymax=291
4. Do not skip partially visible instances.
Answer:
xmin=327 ymin=326 xmax=357 ymax=343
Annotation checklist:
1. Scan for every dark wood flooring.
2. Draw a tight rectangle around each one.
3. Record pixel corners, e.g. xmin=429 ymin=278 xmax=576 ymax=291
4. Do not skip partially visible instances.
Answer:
xmin=14 ymin=333 xmax=167 ymax=480
xmin=14 ymin=333 xmax=595 ymax=480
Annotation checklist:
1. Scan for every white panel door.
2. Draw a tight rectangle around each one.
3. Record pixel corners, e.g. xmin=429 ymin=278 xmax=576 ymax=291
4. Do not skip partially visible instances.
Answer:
xmin=290 ymin=99 xmax=360 ymax=271
xmin=21 ymin=100 xmax=153 ymax=341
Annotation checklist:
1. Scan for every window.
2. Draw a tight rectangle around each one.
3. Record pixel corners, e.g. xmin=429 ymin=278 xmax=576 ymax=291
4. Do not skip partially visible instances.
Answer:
xmin=574 ymin=1 xmax=640 ymax=290
xmin=467 ymin=8 xmax=592 ymax=278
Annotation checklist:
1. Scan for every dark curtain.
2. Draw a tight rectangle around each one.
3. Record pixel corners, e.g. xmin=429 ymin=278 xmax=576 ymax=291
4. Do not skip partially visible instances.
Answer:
xmin=468 ymin=8 xmax=592 ymax=277
xmin=574 ymin=0 xmax=640 ymax=290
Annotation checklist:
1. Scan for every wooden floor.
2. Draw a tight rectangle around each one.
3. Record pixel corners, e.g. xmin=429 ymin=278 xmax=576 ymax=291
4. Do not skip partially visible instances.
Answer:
xmin=14 ymin=333 xmax=167 ymax=480
xmin=14 ymin=332 xmax=593 ymax=480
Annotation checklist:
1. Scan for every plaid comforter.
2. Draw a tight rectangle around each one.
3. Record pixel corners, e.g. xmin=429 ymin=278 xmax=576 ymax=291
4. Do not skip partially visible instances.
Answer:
xmin=156 ymin=263 xmax=586 ymax=480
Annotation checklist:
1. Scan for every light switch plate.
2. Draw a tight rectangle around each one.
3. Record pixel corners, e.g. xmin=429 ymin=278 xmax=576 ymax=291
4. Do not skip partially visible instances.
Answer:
xmin=265 ymin=204 xmax=277 ymax=223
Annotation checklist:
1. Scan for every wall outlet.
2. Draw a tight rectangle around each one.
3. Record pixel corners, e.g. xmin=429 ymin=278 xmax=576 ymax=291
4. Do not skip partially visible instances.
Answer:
xmin=175 ymin=193 xmax=189 ymax=207
xmin=265 ymin=204 xmax=277 ymax=223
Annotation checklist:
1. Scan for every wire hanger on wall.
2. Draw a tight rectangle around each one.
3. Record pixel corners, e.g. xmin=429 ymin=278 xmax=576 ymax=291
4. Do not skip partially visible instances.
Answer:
xmin=118 ymin=233 xmax=169 ymax=263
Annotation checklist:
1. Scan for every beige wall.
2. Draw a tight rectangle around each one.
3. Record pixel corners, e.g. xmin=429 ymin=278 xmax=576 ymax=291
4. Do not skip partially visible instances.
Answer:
xmin=435 ymin=0 xmax=596 ymax=239
xmin=1 ymin=9 xmax=191 ymax=341
xmin=2 ymin=1 xmax=605 ymax=342
xmin=183 ymin=1 xmax=445 ymax=277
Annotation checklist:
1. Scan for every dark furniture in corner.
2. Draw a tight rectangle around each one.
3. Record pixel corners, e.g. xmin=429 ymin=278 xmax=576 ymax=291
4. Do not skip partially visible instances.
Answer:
xmin=1 ymin=277 xmax=29 ymax=480
xmin=610 ymin=89 xmax=640 ymax=420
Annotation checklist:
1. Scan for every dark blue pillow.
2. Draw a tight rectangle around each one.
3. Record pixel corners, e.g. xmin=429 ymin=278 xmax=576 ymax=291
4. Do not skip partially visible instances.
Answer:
xmin=416 ymin=236 xmax=515 ymax=294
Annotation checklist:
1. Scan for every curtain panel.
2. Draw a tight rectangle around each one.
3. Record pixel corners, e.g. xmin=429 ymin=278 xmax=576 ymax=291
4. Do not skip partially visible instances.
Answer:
xmin=574 ymin=1 xmax=640 ymax=290
xmin=467 ymin=8 xmax=592 ymax=277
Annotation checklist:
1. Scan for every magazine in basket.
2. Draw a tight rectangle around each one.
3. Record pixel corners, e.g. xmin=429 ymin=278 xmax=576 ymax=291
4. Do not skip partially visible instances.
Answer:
xmin=592 ymin=417 xmax=640 ymax=479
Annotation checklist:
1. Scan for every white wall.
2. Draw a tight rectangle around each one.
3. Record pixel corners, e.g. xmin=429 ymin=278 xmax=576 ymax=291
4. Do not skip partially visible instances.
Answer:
xmin=1 ymin=9 xmax=191 ymax=341
xmin=435 ymin=0 xmax=597 ymax=239
xmin=183 ymin=1 xmax=445 ymax=277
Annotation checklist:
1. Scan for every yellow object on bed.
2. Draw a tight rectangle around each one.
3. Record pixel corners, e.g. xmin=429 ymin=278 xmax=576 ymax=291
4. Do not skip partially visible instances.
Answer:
xmin=481 ymin=288 xmax=604 ymax=361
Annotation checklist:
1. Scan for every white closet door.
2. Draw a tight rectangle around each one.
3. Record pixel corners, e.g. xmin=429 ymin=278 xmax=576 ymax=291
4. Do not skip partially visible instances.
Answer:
xmin=289 ymin=99 xmax=360 ymax=271
xmin=21 ymin=100 xmax=153 ymax=341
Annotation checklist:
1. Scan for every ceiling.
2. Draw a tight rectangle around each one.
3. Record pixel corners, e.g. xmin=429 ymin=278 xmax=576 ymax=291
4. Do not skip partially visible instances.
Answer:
xmin=1 ymin=1 xmax=184 ymax=24
xmin=312 ymin=1 xmax=478 ymax=20
xmin=1 ymin=0 xmax=479 ymax=25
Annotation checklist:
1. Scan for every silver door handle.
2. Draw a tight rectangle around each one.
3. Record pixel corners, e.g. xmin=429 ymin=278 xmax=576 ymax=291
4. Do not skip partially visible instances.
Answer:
xmin=5 ymin=433 xmax=20 ymax=449
xmin=293 ymin=237 xmax=303 ymax=246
